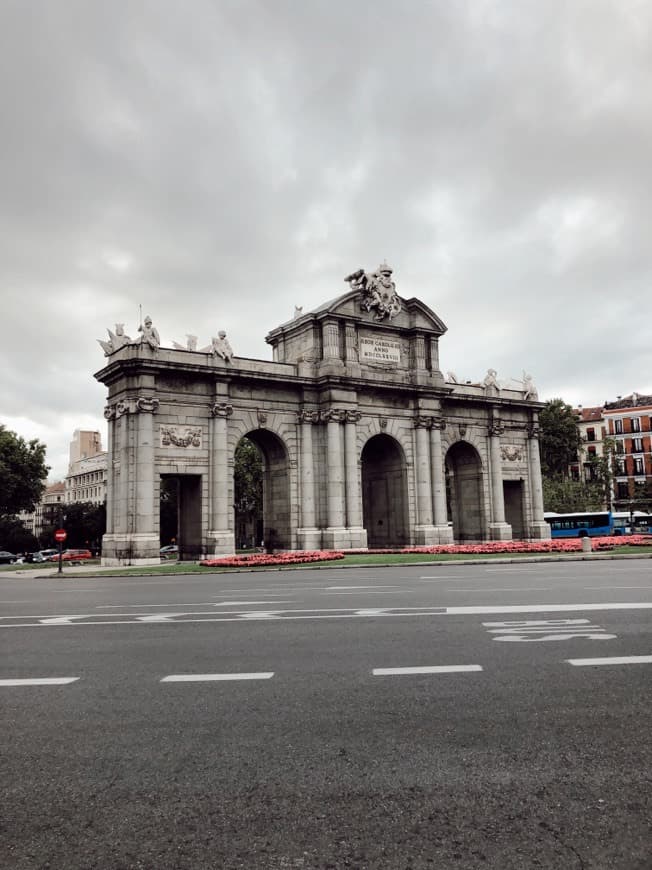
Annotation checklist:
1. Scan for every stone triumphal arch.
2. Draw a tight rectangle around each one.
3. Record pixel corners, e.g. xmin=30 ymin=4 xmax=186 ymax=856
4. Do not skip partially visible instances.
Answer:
xmin=96 ymin=262 xmax=550 ymax=564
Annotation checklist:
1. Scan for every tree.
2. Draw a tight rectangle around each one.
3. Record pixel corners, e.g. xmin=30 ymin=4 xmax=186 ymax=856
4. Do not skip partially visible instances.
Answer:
xmin=0 ymin=425 xmax=49 ymax=518
xmin=0 ymin=516 xmax=39 ymax=553
xmin=542 ymin=478 xmax=605 ymax=513
xmin=538 ymin=399 xmax=583 ymax=478
xmin=234 ymin=437 xmax=262 ymax=547
xmin=47 ymin=502 xmax=106 ymax=551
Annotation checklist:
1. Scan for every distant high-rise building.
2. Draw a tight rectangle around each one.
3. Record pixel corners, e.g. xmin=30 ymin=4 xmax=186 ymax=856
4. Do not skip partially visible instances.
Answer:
xmin=65 ymin=430 xmax=107 ymax=505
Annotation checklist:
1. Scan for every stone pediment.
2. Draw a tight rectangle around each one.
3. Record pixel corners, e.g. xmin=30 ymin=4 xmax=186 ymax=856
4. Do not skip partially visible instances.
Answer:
xmin=272 ymin=289 xmax=447 ymax=337
xmin=266 ymin=289 xmax=447 ymax=374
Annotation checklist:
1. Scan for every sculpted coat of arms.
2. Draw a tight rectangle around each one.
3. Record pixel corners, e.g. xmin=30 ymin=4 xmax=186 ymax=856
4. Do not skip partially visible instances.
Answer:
xmin=344 ymin=261 xmax=402 ymax=321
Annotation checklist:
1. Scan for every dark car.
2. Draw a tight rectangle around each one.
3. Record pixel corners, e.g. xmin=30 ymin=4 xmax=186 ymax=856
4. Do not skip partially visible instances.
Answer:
xmin=0 ymin=550 xmax=18 ymax=564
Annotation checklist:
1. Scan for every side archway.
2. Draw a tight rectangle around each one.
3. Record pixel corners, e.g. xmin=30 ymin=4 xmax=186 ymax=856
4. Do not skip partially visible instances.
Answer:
xmin=361 ymin=434 xmax=409 ymax=548
xmin=235 ymin=430 xmax=291 ymax=550
xmin=445 ymin=441 xmax=485 ymax=541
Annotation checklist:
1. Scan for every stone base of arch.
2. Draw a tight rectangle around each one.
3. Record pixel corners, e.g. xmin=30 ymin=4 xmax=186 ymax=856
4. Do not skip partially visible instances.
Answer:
xmin=414 ymin=524 xmax=455 ymax=546
xmin=101 ymin=533 xmax=161 ymax=567
xmin=529 ymin=521 xmax=552 ymax=540
xmin=297 ymin=527 xmax=322 ymax=551
xmin=207 ymin=529 xmax=236 ymax=557
xmin=322 ymin=526 xmax=368 ymax=550
xmin=489 ymin=522 xmax=513 ymax=541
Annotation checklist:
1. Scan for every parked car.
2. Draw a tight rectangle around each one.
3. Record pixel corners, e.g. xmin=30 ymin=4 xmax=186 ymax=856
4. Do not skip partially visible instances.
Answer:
xmin=18 ymin=551 xmax=50 ymax=564
xmin=46 ymin=549 xmax=93 ymax=563
xmin=160 ymin=544 xmax=179 ymax=558
xmin=0 ymin=550 xmax=18 ymax=564
xmin=39 ymin=549 xmax=59 ymax=560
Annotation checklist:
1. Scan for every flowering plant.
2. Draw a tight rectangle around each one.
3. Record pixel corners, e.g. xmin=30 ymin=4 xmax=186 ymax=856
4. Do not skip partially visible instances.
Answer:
xmin=200 ymin=550 xmax=345 ymax=568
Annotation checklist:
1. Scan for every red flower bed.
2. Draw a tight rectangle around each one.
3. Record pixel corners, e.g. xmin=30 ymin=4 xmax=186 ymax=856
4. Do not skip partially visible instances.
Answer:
xmin=200 ymin=550 xmax=345 ymax=568
xmin=200 ymin=536 xmax=652 ymax=567
xmin=347 ymin=535 xmax=652 ymax=556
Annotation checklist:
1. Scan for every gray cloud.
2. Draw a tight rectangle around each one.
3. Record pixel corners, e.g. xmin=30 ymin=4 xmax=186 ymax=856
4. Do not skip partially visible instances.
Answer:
xmin=1 ymin=0 xmax=650 ymax=479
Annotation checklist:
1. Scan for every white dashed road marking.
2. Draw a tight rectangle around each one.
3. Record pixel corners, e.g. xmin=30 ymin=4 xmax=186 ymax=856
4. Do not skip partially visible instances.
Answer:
xmin=0 ymin=677 xmax=79 ymax=686
xmin=160 ymin=672 xmax=274 ymax=682
xmin=372 ymin=665 xmax=483 ymax=676
xmin=567 ymin=656 xmax=652 ymax=667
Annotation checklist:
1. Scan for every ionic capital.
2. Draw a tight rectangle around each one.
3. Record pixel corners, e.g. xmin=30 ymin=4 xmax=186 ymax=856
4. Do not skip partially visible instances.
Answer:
xmin=431 ymin=416 xmax=446 ymax=431
xmin=103 ymin=404 xmax=116 ymax=421
xmin=211 ymin=402 xmax=233 ymax=418
xmin=135 ymin=396 xmax=159 ymax=414
xmin=345 ymin=410 xmax=362 ymax=424
xmin=297 ymin=409 xmax=319 ymax=424
xmin=414 ymin=416 xmax=432 ymax=429
xmin=320 ymin=408 xmax=346 ymax=424
xmin=488 ymin=422 xmax=504 ymax=437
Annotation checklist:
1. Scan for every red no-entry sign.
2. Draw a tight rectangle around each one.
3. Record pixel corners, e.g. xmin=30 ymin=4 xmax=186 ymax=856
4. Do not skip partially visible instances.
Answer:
xmin=54 ymin=529 xmax=67 ymax=543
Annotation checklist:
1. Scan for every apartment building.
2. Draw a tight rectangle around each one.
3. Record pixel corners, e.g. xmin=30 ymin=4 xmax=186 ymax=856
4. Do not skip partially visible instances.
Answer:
xmin=570 ymin=405 xmax=606 ymax=484
xmin=603 ymin=393 xmax=652 ymax=508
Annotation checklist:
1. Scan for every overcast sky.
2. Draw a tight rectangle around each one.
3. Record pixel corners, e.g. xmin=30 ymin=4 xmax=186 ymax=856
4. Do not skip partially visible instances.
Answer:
xmin=1 ymin=0 xmax=650 ymax=482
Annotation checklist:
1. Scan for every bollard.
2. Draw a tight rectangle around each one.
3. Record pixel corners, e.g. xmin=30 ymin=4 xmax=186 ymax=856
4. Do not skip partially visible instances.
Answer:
xmin=581 ymin=536 xmax=592 ymax=553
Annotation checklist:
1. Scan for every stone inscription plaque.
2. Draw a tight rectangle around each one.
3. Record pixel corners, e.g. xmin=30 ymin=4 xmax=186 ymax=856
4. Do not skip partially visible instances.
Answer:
xmin=359 ymin=336 xmax=401 ymax=365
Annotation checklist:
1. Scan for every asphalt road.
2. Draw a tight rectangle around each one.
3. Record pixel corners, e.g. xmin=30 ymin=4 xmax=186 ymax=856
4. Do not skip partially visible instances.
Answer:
xmin=2 ymin=560 xmax=651 ymax=869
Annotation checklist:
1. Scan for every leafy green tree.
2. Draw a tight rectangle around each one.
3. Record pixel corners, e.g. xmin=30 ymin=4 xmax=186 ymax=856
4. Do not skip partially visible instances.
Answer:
xmin=0 ymin=425 xmax=49 ymax=519
xmin=55 ymin=502 xmax=106 ymax=550
xmin=543 ymin=478 xmax=605 ymax=513
xmin=0 ymin=516 xmax=39 ymax=553
xmin=538 ymin=399 xmax=583 ymax=478
xmin=234 ymin=437 xmax=262 ymax=546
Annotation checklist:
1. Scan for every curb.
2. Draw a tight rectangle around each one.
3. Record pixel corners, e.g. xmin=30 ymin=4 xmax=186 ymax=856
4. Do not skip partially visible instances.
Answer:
xmin=5 ymin=549 xmax=651 ymax=579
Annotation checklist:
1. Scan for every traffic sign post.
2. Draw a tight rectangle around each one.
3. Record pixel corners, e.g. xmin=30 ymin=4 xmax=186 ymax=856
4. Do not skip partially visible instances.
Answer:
xmin=54 ymin=529 xmax=67 ymax=574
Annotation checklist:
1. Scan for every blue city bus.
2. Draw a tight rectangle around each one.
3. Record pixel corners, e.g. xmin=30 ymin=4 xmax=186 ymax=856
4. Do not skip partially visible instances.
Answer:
xmin=632 ymin=514 xmax=652 ymax=534
xmin=544 ymin=511 xmax=614 ymax=538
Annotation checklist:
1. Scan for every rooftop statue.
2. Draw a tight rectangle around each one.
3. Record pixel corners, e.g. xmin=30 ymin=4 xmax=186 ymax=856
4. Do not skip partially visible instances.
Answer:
xmin=97 ymin=323 xmax=132 ymax=356
xmin=344 ymin=260 xmax=402 ymax=321
xmin=522 ymin=372 xmax=538 ymax=401
xmin=210 ymin=330 xmax=234 ymax=362
xmin=483 ymin=368 xmax=501 ymax=394
xmin=135 ymin=316 xmax=160 ymax=351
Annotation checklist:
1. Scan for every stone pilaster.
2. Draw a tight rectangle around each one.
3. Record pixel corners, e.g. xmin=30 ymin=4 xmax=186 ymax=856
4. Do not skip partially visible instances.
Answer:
xmin=101 ymin=396 xmax=161 ymax=566
xmin=207 ymin=402 xmax=235 ymax=555
xmin=296 ymin=410 xmax=321 ymax=550
xmin=413 ymin=416 xmax=438 ymax=544
xmin=430 ymin=416 xmax=454 ymax=543
xmin=527 ymin=420 xmax=551 ymax=539
xmin=103 ymin=404 xmax=116 ymax=535
xmin=344 ymin=410 xmax=367 ymax=548
xmin=488 ymin=416 xmax=512 ymax=540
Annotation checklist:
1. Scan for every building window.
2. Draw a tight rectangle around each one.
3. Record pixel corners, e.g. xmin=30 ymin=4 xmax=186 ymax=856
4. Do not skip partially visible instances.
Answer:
xmin=615 ymin=440 xmax=624 ymax=455
xmin=617 ymin=481 xmax=629 ymax=499
xmin=633 ymin=437 xmax=644 ymax=453
xmin=586 ymin=427 xmax=596 ymax=441
xmin=616 ymin=459 xmax=626 ymax=475
xmin=614 ymin=419 xmax=623 ymax=435
xmin=631 ymin=418 xmax=641 ymax=433
xmin=587 ymin=445 xmax=597 ymax=457
xmin=634 ymin=457 xmax=644 ymax=475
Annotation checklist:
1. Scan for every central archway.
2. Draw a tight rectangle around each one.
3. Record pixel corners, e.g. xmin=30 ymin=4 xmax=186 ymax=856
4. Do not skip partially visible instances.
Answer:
xmin=361 ymin=434 xmax=409 ymax=548
xmin=445 ymin=441 xmax=484 ymax=541
xmin=235 ymin=430 xmax=291 ymax=551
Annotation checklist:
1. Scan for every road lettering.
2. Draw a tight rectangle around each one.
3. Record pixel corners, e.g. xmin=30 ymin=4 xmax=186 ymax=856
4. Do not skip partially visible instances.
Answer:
xmin=483 ymin=618 xmax=617 ymax=642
